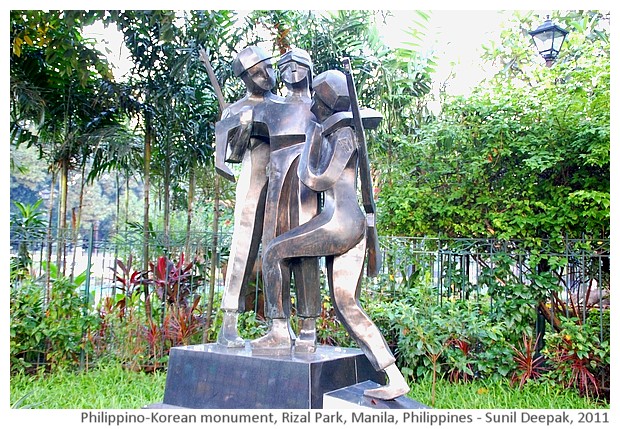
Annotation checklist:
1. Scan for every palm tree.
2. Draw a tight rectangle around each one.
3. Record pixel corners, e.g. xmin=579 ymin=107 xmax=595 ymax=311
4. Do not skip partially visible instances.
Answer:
xmin=11 ymin=11 xmax=121 ymax=281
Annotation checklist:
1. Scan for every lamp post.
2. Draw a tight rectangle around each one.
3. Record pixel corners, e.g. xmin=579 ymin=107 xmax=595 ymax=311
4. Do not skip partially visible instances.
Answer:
xmin=528 ymin=16 xmax=568 ymax=353
xmin=529 ymin=15 xmax=569 ymax=67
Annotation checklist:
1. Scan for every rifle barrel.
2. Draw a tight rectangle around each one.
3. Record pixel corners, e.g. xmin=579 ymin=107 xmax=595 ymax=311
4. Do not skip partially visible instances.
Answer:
xmin=342 ymin=57 xmax=375 ymax=215
xmin=199 ymin=47 xmax=227 ymax=113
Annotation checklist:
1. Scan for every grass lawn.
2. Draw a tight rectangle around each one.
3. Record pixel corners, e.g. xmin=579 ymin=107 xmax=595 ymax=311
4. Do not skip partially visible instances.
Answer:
xmin=10 ymin=363 xmax=607 ymax=409
xmin=11 ymin=363 xmax=167 ymax=409
xmin=407 ymin=378 xmax=608 ymax=409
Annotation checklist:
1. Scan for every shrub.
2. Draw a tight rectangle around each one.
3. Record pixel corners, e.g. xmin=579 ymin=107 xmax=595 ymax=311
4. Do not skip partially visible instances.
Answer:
xmin=10 ymin=265 xmax=99 ymax=373
xmin=542 ymin=314 xmax=610 ymax=400
xmin=10 ymin=280 xmax=45 ymax=373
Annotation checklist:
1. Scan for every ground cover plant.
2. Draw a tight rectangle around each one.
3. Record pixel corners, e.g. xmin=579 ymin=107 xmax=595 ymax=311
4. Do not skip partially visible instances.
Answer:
xmin=11 ymin=363 xmax=167 ymax=409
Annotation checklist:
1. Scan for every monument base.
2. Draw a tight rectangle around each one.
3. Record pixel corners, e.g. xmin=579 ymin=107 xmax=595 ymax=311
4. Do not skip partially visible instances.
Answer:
xmin=161 ymin=343 xmax=386 ymax=409
xmin=323 ymin=380 xmax=429 ymax=409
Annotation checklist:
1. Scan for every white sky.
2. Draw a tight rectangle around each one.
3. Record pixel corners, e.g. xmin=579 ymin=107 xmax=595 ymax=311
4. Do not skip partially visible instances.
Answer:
xmin=380 ymin=10 xmax=507 ymax=96
xmin=86 ymin=9 xmax=511 ymax=97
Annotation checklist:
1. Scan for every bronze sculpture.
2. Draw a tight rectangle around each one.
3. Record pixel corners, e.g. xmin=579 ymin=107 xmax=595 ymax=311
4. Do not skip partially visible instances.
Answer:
xmin=212 ymin=46 xmax=408 ymax=400
xmin=249 ymin=48 xmax=321 ymax=352
xmin=215 ymin=47 xmax=321 ymax=350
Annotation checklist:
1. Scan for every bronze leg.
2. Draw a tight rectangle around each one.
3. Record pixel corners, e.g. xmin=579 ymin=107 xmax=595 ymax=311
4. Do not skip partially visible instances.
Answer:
xmin=328 ymin=237 xmax=396 ymax=371
xmin=217 ymin=142 xmax=269 ymax=347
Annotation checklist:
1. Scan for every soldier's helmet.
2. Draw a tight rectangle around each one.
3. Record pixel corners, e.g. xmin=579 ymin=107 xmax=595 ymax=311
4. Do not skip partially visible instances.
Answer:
xmin=277 ymin=48 xmax=313 ymax=73
xmin=312 ymin=70 xmax=350 ymax=112
xmin=233 ymin=46 xmax=273 ymax=77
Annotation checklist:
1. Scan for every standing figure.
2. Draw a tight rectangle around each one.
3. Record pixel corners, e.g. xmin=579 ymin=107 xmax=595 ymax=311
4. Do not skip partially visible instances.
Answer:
xmin=249 ymin=48 xmax=321 ymax=352
xmin=260 ymin=70 xmax=410 ymax=400
xmin=215 ymin=46 xmax=282 ymax=347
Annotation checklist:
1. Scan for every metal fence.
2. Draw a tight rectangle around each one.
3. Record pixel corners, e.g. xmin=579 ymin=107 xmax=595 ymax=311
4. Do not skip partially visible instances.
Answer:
xmin=376 ymin=236 xmax=609 ymax=341
xmin=11 ymin=229 xmax=610 ymax=340
xmin=11 ymin=227 xmax=233 ymax=307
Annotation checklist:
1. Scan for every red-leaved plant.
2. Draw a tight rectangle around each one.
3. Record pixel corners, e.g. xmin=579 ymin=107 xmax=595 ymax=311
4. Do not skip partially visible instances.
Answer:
xmin=150 ymin=253 xmax=198 ymax=308
xmin=509 ymin=333 xmax=546 ymax=388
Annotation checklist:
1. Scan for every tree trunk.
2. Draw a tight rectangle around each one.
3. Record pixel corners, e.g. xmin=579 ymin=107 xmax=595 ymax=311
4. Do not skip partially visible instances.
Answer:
xmin=57 ymin=157 xmax=69 ymax=275
xmin=184 ymin=163 xmax=196 ymax=258
xmin=143 ymin=111 xmax=153 ymax=321
xmin=125 ymin=174 xmax=130 ymax=227
xmin=204 ymin=172 xmax=220 ymax=339
xmin=163 ymin=136 xmax=171 ymax=249
xmin=45 ymin=170 xmax=57 ymax=304
xmin=69 ymin=160 xmax=87 ymax=281
xmin=111 ymin=172 xmax=121 ymax=298
xmin=116 ymin=172 xmax=121 ymax=234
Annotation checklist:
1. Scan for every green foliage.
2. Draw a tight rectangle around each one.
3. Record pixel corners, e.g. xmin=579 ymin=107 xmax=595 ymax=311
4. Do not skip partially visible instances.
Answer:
xmin=42 ymin=264 xmax=98 ymax=368
xmin=542 ymin=314 xmax=610 ymax=399
xmin=10 ymin=280 xmax=46 ymax=373
xmin=10 ymin=11 xmax=112 ymax=83
xmin=362 ymin=278 xmax=514 ymax=384
xmin=480 ymin=252 xmax=559 ymax=340
xmin=10 ymin=199 xmax=47 ymax=281
xmin=378 ymin=12 xmax=609 ymax=241
xmin=10 ymin=265 xmax=99 ymax=373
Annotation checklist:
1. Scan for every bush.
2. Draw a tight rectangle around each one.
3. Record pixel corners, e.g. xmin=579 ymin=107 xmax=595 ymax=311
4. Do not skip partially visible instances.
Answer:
xmin=10 ymin=280 xmax=46 ymax=373
xmin=542 ymin=314 xmax=610 ymax=400
xmin=10 ymin=265 xmax=99 ymax=373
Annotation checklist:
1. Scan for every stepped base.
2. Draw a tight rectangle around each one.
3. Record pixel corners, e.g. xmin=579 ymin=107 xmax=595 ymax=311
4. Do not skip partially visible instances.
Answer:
xmin=161 ymin=342 xmax=385 ymax=409
xmin=323 ymin=380 xmax=430 ymax=409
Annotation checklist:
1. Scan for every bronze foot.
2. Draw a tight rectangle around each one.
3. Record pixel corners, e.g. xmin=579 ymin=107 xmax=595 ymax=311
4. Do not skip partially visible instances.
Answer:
xmin=294 ymin=317 xmax=317 ymax=353
xmin=216 ymin=311 xmax=245 ymax=348
xmin=363 ymin=364 xmax=410 ymax=400
xmin=250 ymin=318 xmax=293 ymax=350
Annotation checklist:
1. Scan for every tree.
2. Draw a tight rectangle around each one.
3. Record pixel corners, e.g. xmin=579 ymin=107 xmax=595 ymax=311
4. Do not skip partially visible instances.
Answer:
xmin=377 ymin=10 xmax=609 ymax=241
xmin=11 ymin=10 xmax=124 ymax=278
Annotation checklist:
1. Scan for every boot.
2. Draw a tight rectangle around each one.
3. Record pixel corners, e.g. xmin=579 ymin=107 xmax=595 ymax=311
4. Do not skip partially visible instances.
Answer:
xmin=295 ymin=317 xmax=317 ymax=353
xmin=216 ymin=310 xmax=245 ymax=348
xmin=250 ymin=318 xmax=293 ymax=351
xmin=363 ymin=363 xmax=410 ymax=400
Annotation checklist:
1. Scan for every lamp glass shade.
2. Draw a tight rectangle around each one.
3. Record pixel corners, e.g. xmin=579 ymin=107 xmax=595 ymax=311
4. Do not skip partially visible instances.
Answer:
xmin=529 ymin=19 xmax=568 ymax=61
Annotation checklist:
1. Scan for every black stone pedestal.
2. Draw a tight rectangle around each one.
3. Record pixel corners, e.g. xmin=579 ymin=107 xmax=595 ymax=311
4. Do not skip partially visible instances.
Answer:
xmin=161 ymin=343 xmax=385 ymax=409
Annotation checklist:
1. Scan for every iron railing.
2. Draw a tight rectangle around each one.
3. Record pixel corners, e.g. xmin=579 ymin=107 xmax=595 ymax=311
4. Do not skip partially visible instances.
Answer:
xmin=10 ymin=229 xmax=610 ymax=341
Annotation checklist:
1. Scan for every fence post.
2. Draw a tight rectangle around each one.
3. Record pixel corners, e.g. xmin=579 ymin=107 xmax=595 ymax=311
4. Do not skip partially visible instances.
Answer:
xmin=535 ymin=307 xmax=546 ymax=356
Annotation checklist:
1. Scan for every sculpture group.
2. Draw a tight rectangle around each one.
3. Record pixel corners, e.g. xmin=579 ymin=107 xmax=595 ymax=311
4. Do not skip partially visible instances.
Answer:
xmin=212 ymin=46 xmax=409 ymax=401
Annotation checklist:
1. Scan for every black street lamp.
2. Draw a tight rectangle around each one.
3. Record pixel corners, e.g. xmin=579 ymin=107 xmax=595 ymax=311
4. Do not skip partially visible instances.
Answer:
xmin=529 ymin=16 xmax=569 ymax=67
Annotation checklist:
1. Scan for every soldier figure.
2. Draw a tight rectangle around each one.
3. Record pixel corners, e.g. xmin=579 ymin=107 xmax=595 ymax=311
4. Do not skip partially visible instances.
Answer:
xmin=249 ymin=48 xmax=321 ymax=352
xmin=215 ymin=46 xmax=281 ymax=347
xmin=260 ymin=70 xmax=410 ymax=400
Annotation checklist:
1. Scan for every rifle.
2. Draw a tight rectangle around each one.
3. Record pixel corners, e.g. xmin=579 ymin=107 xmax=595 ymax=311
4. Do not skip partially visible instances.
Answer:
xmin=198 ymin=47 xmax=235 ymax=182
xmin=342 ymin=57 xmax=382 ymax=277
xmin=198 ymin=47 xmax=228 ymax=113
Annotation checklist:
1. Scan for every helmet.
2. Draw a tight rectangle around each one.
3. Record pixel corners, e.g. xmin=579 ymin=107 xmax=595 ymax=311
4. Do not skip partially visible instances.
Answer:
xmin=312 ymin=70 xmax=350 ymax=112
xmin=233 ymin=46 xmax=273 ymax=77
xmin=277 ymin=47 xmax=313 ymax=72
